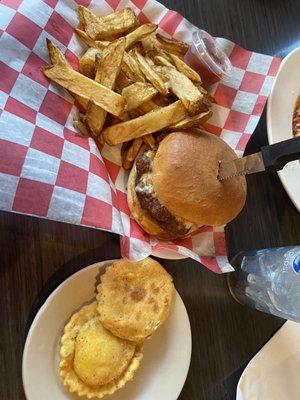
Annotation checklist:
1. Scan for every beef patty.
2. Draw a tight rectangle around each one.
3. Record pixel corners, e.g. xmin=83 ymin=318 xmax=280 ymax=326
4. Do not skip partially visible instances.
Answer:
xmin=135 ymin=150 xmax=191 ymax=237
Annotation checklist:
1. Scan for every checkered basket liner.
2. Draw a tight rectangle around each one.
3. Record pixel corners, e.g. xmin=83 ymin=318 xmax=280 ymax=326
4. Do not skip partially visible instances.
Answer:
xmin=0 ymin=0 xmax=281 ymax=272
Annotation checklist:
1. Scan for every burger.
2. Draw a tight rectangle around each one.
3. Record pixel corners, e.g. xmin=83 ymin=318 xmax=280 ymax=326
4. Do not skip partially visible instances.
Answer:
xmin=127 ymin=130 xmax=247 ymax=240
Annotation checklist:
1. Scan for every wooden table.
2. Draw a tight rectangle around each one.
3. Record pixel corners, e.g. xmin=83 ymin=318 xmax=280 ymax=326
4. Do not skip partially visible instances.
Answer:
xmin=1 ymin=1 xmax=300 ymax=399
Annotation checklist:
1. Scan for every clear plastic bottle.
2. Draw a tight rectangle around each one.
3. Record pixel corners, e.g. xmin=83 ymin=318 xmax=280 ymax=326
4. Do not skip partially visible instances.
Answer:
xmin=227 ymin=246 xmax=300 ymax=321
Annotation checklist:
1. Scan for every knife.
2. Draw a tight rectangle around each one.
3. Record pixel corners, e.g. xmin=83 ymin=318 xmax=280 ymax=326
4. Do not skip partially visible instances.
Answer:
xmin=218 ymin=137 xmax=300 ymax=180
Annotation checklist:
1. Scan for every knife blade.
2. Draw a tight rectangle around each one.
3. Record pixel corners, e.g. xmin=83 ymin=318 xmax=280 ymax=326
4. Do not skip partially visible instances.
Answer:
xmin=218 ymin=137 xmax=300 ymax=181
xmin=218 ymin=152 xmax=265 ymax=180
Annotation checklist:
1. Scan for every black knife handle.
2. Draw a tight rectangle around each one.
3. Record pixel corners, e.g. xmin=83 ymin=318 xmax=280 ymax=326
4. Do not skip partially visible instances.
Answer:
xmin=261 ymin=137 xmax=300 ymax=172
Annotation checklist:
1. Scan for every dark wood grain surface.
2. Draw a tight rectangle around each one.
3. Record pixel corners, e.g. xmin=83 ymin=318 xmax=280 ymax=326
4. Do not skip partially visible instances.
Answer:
xmin=1 ymin=1 xmax=300 ymax=399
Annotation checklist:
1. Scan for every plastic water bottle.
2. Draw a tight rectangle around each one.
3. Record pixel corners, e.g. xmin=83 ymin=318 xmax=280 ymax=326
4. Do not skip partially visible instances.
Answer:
xmin=227 ymin=246 xmax=300 ymax=321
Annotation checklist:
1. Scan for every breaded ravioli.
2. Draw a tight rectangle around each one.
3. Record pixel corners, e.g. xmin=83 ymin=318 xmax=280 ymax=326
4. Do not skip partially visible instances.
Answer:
xmin=96 ymin=258 xmax=174 ymax=342
xmin=59 ymin=302 xmax=142 ymax=399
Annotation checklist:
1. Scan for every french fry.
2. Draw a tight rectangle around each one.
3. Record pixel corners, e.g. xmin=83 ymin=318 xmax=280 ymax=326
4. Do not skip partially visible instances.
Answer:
xmin=130 ymin=42 xmax=144 ymax=53
xmin=144 ymin=55 xmax=155 ymax=66
xmin=125 ymin=23 xmax=157 ymax=49
xmin=79 ymin=47 xmax=102 ymax=78
xmin=196 ymin=85 xmax=216 ymax=104
xmin=94 ymin=38 xmax=125 ymax=86
xmin=136 ymin=143 xmax=147 ymax=158
xmin=138 ymin=99 xmax=160 ymax=113
xmin=129 ymin=100 xmax=159 ymax=118
xmin=141 ymin=33 xmax=162 ymax=52
xmin=75 ymin=24 xmax=156 ymax=51
xmin=73 ymin=94 xmax=89 ymax=112
xmin=77 ymin=5 xmax=98 ymax=29
xmin=167 ymin=110 xmax=213 ymax=130
xmin=102 ymin=100 xmax=188 ymax=145
xmin=84 ymin=8 xmax=137 ymax=40
xmin=134 ymin=51 xmax=168 ymax=95
xmin=43 ymin=64 xmax=126 ymax=116
xmin=143 ymin=133 xmax=156 ymax=148
xmin=151 ymin=64 xmax=169 ymax=83
xmin=169 ymin=53 xmax=201 ymax=83
xmin=160 ymin=66 xmax=203 ymax=115
xmin=73 ymin=114 xmax=91 ymax=137
xmin=46 ymin=39 xmax=89 ymax=111
xmin=122 ymin=137 xmax=143 ymax=169
xmin=156 ymin=33 xmax=189 ymax=56
xmin=115 ymin=70 xmax=133 ymax=92
xmin=154 ymin=55 xmax=174 ymax=68
xmin=122 ymin=82 xmax=157 ymax=111
xmin=75 ymin=28 xmax=109 ymax=49
xmin=122 ymin=52 xmax=145 ymax=82
xmin=46 ymin=39 xmax=69 ymax=65
xmin=86 ymin=38 xmax=126 ymax=137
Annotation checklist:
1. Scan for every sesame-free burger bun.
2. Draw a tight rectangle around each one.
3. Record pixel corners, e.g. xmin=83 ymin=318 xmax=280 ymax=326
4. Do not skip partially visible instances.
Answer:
xmin=127 ymin=164 xmax=194 ymax=241
xmin=152 ymin=130 xmax=247 ymax=227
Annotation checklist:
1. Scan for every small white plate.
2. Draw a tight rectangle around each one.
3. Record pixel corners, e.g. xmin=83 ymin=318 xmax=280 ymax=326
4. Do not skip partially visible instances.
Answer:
xmin=267 ymin=47 xmax=300 ymax=211
xmin=22 ymin=260 xmax=192 ymax=400
xmin=236 ymin=321 xmax=300 ymax=400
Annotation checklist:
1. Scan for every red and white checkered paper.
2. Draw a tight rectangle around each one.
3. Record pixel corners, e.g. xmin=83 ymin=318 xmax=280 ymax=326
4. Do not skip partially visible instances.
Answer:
xmin=0 ymin=0 xmax=281 ymax=272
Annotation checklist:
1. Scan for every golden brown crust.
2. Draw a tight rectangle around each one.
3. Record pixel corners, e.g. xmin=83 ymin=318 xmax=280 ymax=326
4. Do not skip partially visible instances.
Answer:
xmin=96 ymin=258 xmax=174 ymax=343
xmin=153 ymin=130 xmax=247 ymax=226
xmin=59 ymin=302 xmax=143 ymax=399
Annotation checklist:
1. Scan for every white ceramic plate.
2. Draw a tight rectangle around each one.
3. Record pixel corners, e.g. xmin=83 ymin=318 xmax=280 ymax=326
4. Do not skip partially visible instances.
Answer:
xmin=267 ymin=47 xmax=300 ymax=211
xmin=22 ymin=260 xmax=192 ymax=400
xmin=236 ymin=321 xmax=300 ymax=400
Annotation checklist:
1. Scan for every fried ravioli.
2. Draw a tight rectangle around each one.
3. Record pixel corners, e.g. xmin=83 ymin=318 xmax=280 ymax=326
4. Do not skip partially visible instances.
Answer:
xmin=59 ymin=302 xmax=142 ymax=399
xmin=96 ymin=258 xmax=174 ymax=342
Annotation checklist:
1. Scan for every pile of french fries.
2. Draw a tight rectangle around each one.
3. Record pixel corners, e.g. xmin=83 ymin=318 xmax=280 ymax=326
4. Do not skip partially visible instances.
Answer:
xmin=43 ymin=6 xmax=214 ymax=170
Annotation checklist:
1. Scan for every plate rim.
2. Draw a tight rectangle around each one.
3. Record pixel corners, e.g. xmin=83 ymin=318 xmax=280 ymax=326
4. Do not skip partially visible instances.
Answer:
xmin=266 ymin=47 xmax=300 ymax=212
xmin=22 ymin=259 xmax=192 ymax=400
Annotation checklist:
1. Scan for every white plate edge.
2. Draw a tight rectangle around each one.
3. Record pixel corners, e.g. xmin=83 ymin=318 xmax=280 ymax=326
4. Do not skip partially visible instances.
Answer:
xmin=266 ymin=47 xmax=300 ymax=212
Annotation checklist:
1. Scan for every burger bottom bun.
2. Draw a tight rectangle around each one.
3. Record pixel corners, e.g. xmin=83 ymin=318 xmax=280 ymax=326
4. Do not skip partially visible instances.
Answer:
xmin=127 ymin=165 xmax=198 ymax=241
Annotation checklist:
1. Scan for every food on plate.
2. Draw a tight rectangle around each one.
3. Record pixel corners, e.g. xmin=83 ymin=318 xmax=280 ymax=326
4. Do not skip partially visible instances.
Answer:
xmin=43 ymin=64 xmax=126 ymax=116
xmin=122 ymin=82 xmax=158 ymax=111
xmin=60 ymin=301 xmax=143 ymax=399
xmin=78 ymin=6 xmax=137 ymax=40
xmin=154 ymin=55 xmax=174 ymax=68
xmin=102 ymin=101 xmax=188 ymax=145
xmin=75 ymin=28 xmax=109 ymax=49
xmin=133 ymin=50 xmax=168 ymax=94
xmin=128 ymin=130 xmax=247 ymax=240
xmin=122 ymin=51 xmax=145 ymax=82
xmin=122 ymin=138 xmax=144 ymax=170
xmin=156 ymin=33 xmax=189 ymax=57
xmin=169 ymin=53 xmax=201 ymax=82
xmin=79 ymin=47 xmax=102 ymax=78
xmin=159 ymin=66 xmax=203 ymax=115
xmin=59 ymin=257 xmax=174 ymax=398
xmin=166 ymin=110 xmax=212 ymax=130
xmin=73 ymin=115 xmax=90 ymax=137
xmin=46 ymin=39 xmax=89 ymax=111
xmin=43 ymin=5 xmax=213 ymax=171
xmin=124 ymin=23 xmax=157 ymax=49
xmin=46 ymin=38 xmax=69 ymax=66
xmin=86 ymin=38 xmax=125 ymax=137
xmin=96 ymin=258 xmax=174 ymax=342
xmin=293 ymin=97 xmax=300 ymax=137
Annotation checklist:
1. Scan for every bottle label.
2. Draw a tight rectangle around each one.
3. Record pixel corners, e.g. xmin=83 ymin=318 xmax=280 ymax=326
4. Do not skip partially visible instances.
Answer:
xmin=293 ymin=254 xmax=300 ymax=274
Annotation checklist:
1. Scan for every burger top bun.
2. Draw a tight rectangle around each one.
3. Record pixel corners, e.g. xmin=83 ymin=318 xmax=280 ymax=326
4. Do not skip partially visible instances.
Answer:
xmin=152 ymin=130 xmax=247 ymax=227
